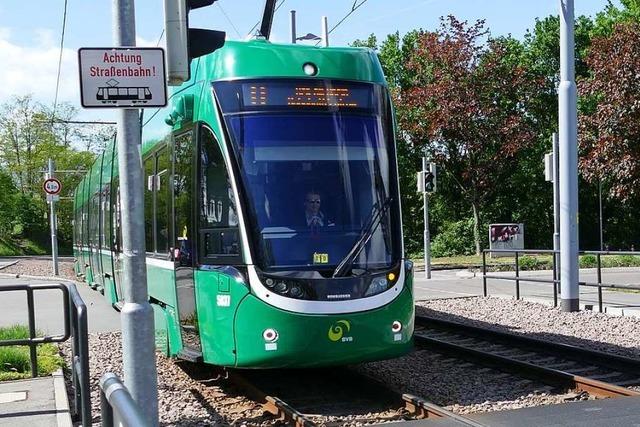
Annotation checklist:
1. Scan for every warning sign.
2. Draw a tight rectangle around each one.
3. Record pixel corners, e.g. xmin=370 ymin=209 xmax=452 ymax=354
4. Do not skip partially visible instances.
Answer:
xmin=78 ymin=47 xmax=167 ymax=108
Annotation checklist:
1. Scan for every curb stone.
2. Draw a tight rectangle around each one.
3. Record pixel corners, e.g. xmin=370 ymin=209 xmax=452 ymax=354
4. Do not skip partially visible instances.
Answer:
xmin=53 ymin=368 xmax=73 ymax=427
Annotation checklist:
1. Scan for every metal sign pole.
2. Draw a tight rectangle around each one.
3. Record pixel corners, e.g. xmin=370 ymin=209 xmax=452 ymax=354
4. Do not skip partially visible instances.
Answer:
xmin=113 ymin=0 xmax=159 ymax=424
xmin=48 ymin=159 xmax=59 ymax=276
xmin=422 ymin=157 xmax=431 ymax=279
xmin=552 ymin=133 xmax=560 ymax=281
xmin=559 ymin=0 xmax=579 ymax=312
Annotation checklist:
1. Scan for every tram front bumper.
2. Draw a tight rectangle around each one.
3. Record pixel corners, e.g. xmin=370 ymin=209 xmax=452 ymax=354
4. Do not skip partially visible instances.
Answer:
xmin=232 ymin=285 xmax=414 ymax=368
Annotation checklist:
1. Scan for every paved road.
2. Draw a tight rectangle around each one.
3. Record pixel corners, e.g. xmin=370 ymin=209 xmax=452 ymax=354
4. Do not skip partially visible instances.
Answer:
xmin=414 ymin=267 xmax=640 ymax=314
xmin=0 ymin=277 xmax=120 ymax=334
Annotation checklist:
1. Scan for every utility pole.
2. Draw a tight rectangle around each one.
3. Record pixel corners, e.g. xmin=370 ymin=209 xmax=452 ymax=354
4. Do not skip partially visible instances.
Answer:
xmin=553 ymin=133 xmax=560 ymax=286
xmin=559 ymin=0 xmax=579 ymax=312
xmin=599 ymin=178 xmax=604 ymax=251
xmin=113 ymin=0 xmax=159 ymax=424
xmin=422 ymin=157 xmax=431 ymax=279
xmin=48 ymin=159 xmax=59 ymax=276
xmin=290 ymin=10 xmax=297 ymax=43
xmin=321 ymin=16 xmax=329 ymax=47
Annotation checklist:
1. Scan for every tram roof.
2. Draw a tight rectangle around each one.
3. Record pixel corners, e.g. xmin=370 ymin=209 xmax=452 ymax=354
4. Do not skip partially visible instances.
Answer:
xmin=195 ymin=39 xmax=386 ymax=84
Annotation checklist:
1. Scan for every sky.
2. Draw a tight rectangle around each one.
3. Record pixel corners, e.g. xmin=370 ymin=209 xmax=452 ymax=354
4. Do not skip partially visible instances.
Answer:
xmin=0 ymin=0 xmax=619 ymax=124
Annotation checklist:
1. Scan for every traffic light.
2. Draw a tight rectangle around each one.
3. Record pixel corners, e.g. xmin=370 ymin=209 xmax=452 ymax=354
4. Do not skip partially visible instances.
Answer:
xmin=416 ymin=163 xmax=437 ymax=194
xmin=424 ymin=171 xmax=435 ymax=193
xmin=164 ymin=0 xmax=226 ymax=86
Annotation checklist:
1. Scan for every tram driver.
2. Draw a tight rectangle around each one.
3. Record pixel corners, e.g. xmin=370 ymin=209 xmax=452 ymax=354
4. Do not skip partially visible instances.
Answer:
xmin=303 ymin=191 xmax=334 ymax=228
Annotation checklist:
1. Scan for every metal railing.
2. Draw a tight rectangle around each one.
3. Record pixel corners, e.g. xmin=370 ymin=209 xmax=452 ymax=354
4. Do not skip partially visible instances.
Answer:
xmin=0 ymin=283 xmax=70 ymax=377
xmin=100 ymin=373 xmax=149 ymax=427
xmin=482 ymin=249 xmax=640 ymax=311
xmin=69 ymin=283 xmax=91 ymax=426
xmin=0 ymin=283 xmax=91 ymax=426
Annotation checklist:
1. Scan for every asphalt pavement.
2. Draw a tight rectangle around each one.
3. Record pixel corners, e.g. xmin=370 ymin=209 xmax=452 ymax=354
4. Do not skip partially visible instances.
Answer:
xmin=414 ymin=267 xmax=640 ymax=316
xmin=0 ymin=276 xmax=120 ymax=334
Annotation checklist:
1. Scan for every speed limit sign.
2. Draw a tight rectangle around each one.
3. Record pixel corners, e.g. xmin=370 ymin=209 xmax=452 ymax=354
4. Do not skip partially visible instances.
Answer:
xmin=43 ymin=178 xmax=62 ymax=196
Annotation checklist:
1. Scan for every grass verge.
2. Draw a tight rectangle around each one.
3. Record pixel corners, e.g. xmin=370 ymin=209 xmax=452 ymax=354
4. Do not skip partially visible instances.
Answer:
xmin=0 ymin=325 xmax=64 ymax=381
xmin=411 ymin=253 xmax=640 ymax=271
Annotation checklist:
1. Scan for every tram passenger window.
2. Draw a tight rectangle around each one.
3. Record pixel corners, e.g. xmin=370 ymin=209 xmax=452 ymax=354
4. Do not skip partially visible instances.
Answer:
xmin=199 ymin=126 xmax=240 ymax=262
xmin=144 ymin=156 xmax=154 ymax=252
xmin=174 ymin=132 xmax=194 ymax=266
xmin=155 ymin=148 xmax=170 ymax=254
xmin=102 ymin=185 xmax=111 ymax=252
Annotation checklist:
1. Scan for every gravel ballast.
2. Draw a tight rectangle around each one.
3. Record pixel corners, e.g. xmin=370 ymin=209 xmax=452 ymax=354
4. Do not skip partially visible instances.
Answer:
xmin=1 ymin=259 xmax=76 ymax=281
xmin=416 ymin=296 xmax=640 ymax=359
xmin=61 ymin=332 xmax=276 ymax=426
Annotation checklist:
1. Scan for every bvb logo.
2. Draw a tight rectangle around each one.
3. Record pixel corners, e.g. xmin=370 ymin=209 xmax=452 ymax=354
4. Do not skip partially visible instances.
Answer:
xmin=328 ymin=320 xmax=351 ymax=342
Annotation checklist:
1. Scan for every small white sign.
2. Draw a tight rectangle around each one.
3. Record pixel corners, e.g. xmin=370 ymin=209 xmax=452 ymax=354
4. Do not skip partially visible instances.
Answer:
xmin=216 ymin=295 xmax=231 ymax=307
xmin=78 ymin=47 xmax=167 ymax=108
xmin=46 ymin=194 xmax=60 ymax=202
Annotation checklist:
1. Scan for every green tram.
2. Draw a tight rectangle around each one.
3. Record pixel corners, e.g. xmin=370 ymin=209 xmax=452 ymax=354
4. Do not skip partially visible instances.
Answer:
xmin=73 ymin=39 xmax=415 ymax=368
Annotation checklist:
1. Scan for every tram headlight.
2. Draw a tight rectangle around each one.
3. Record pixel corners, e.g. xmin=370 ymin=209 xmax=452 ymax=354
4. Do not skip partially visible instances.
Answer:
xmin=289 ymin=284 xmax=303 ymax=298
xmin=265 ymin=278 xmax=275 ymax=288
xmin=365 ymin=276 xmax=388 ymax=296
xmin=303 ymin=62 xmax=318 ymax=76
xmin=274 ymin=281 xmax=289 ymax=294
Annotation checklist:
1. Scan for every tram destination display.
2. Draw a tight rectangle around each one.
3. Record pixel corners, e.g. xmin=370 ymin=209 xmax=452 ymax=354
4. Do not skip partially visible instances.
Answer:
xmin=239 ymin=81 xmax=374 ymax=109
xmin=78 ymin=47 xmax=167 ymax=108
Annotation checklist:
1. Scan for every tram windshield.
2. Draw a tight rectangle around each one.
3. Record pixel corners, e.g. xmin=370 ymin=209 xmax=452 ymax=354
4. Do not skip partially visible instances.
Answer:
xmin=214 ymin=79 xmax=401 ymax=273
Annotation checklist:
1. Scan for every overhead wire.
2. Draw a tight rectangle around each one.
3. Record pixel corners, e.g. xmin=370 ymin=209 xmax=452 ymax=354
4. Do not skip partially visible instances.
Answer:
xmin=156 ymin=29 xmax=165 ymax=46
xmin=217 ymin=2 xmax=242 ymax=39
xmin=246 ymin=0 xmax=287 ymax=37
xmin=315 ymin=0 xmax=369 ymax=46
xmin=52 ymin=0 xmax=69 ymax=125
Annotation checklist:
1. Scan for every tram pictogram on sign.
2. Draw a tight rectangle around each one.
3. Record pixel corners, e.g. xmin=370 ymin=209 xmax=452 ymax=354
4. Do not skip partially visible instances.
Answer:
xmin=43 ymin=178 xmax=62 ymax=196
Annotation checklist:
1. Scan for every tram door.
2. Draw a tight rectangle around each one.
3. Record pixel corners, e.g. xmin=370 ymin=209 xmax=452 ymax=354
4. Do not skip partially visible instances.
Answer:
xmin=173 ymin=130 xmax=201 ymax=355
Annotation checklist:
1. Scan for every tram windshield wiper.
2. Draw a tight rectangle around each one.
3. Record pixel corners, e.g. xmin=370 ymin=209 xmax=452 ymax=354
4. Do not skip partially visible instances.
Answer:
xmin=332 ymin=196 xmax=392 ymax=278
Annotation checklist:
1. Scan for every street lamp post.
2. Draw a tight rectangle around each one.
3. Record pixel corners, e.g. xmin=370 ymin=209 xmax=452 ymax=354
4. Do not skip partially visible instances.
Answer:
xmin=558 ymin=0 xmax=580 ymax=312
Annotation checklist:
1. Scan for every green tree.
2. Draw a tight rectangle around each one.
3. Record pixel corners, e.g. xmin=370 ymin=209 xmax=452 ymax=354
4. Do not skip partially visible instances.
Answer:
xmin=398 ymin=17 xmax=540 ymax=254
xmin=0 ymin=96 xmax=100 ymax=253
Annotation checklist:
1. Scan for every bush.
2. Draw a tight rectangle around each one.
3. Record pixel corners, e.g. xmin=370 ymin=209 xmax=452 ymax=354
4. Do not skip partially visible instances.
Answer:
xmin=518 ymin=255 xmax=539 ymax=271
xmin=580 ymin=254 xmax=597 ymax=268
xmin=431 ymin=218 xmax=476 ymax=257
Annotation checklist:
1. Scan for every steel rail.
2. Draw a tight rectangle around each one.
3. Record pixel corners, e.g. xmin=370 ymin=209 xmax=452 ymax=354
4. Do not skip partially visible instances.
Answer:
xmin=228 ymin=370 xmax=317 ymax=427
xmin=416 ymin=315 xmax=640 ymax=373
xmin=414 ymin=316 xmax=640 ymax=399
xmin=228 ymin=368 xmax=486 ymax=426
xmin=402 ymin=394 xmax=486 ymax=426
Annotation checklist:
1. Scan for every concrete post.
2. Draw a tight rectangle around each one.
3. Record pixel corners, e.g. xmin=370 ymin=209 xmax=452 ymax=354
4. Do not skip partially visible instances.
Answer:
xmin=559 ymin=0 xmax=579 ymax=312
xmin=113 ymin=0 xmax=159 ymax=424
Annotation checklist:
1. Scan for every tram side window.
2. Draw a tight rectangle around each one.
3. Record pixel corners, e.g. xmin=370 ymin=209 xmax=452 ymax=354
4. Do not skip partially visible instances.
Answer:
xmin=155 ymin=148 xmax=170 ymax=254
xmin=102 ymin=185 xmax=111 ymax=254
xmin=199 ymin=126 xmax=240 ymax=263
xmin=144 ymin=156 xmax=155 ymax=252
xmin=174 ymin=132 xmax=194 ymax=266
xmin=111 ymin=177 xmax=121 ymax=253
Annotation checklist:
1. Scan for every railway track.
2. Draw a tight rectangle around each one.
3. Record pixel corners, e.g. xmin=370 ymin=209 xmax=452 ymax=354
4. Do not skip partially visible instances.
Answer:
xmin=184 ymin=363 xmax=484 ymax=426
xmin=415 ymin=314 xmax=640 ymax=399
xmin=228 ymin=368 xmax=486 ymax=426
